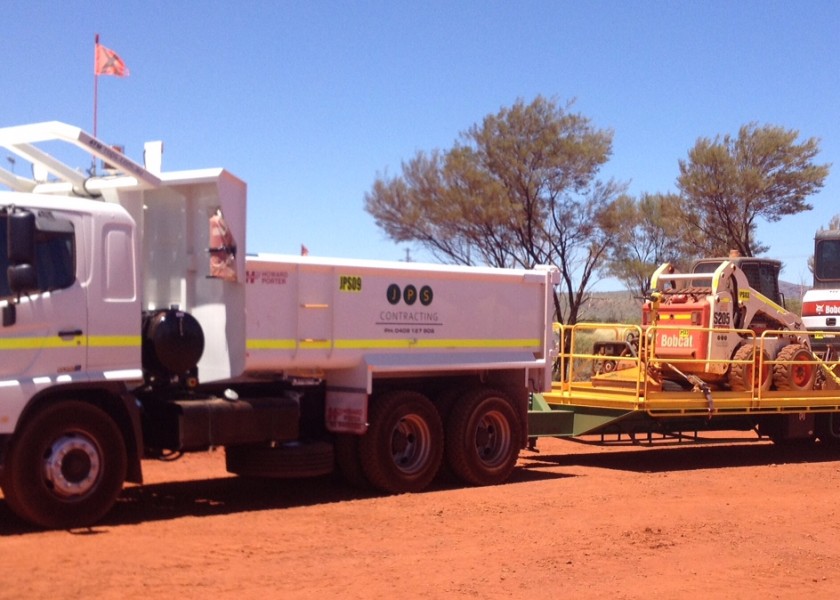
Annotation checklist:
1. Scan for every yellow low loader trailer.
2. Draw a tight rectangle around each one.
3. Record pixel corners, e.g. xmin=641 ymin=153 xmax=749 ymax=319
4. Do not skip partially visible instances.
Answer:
xmin=528 ymin=323 xmax=840 ymax=446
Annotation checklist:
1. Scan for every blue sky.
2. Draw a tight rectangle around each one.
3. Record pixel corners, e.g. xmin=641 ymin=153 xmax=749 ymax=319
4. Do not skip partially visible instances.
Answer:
xmin=1 ymin=1 xmax=838 ymax=289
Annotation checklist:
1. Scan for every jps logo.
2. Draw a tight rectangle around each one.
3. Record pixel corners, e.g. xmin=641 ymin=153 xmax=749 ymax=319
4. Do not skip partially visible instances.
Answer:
xmin=387 ymin=283 xmax=434 ymax=306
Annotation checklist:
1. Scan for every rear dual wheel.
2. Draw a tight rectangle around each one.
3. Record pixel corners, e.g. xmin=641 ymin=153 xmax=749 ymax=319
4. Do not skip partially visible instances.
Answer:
xmin=358 ymin=391 xmax=444 ymax=493
xmin=445 ymin=388 xmax=521 ymax=486
xmin=347 ymin=387 xmax=522 ymax=493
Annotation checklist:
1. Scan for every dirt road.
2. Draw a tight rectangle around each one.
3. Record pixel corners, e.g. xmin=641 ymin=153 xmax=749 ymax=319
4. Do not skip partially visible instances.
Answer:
xmin=3 ymin=433 xmax=840 ymax=599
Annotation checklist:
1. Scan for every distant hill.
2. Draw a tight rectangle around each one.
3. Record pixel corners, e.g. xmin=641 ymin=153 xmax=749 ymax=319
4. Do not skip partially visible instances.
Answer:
xmin=779 ymin=280 xmax=808 ymax=301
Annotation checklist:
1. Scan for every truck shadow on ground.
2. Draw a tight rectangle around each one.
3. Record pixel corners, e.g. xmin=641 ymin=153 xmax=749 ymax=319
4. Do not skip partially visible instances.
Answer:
xmin=520 ymin=437 xmax=840 ymax=474
xmin=3 ymin=441 xmax=835 ymax=535
xmin=0 ymin=467 xmax=566 ymax=535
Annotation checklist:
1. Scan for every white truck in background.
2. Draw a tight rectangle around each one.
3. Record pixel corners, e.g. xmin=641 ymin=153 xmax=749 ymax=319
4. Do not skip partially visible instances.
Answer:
xmin=0 ymin=122 xmax=558 ymax=529
xmin=802 ymin=228 xmax=840 ymax=353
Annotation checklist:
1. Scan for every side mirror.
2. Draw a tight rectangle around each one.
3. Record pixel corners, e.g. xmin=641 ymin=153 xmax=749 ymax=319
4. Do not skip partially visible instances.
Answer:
xmin=8 ymin=264 xmax=37 ymax=297
xmin=8 ymin=209 xmax=35 ymax=266
xmin=2 ymin=303 xmax=15 ymax=327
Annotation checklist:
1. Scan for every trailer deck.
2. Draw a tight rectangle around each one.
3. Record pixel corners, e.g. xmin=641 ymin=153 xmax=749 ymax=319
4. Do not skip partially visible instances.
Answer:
xmin=529 ymin=322 xmax=840 ymax=440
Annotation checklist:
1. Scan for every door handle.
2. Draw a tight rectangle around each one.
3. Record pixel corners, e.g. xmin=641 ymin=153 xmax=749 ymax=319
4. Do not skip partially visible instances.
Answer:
xmin=58 ymin=329 xmax=83 ymax=338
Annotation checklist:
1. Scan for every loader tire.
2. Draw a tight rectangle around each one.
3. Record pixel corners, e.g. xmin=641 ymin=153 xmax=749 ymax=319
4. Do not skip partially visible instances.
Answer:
xmin=729 ymin=344 xmax=771 ymax=392
xmin=772 ymin=343 xmax=816 ymax=392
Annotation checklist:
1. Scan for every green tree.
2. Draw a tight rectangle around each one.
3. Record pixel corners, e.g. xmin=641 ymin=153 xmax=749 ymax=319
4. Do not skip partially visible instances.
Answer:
xmin=604 ymin=192 xmax=697 ymax=298
xmin=365 ymin=96 xmax=624 ymax=324
xmin=677 ymin=123 xmax=829 ymax=256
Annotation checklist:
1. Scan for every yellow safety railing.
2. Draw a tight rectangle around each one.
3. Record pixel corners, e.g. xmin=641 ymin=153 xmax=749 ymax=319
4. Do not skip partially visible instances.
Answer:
xmin=551 ymin=321 xmax=840 ymax=403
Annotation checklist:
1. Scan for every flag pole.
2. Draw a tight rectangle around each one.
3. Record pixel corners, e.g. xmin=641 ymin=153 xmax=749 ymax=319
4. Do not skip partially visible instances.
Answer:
xmin=92 ymin=33 xmax=99 ymax=175
xmin=93 ymin=34 xmax=99 ymax=137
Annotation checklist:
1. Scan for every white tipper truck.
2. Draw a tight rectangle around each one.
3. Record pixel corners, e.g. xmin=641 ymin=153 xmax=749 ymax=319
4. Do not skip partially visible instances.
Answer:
xmin=0 ymin=122 xmax=558 ymax=529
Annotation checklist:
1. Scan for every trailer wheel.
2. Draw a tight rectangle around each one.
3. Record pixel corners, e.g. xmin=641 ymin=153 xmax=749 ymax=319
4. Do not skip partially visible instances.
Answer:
xmin=445 ymin=388 xmax=521 ymax=486
xmin=358 ymin=391 xmax=443 ymax=493
xmin=773 ymin=343 xmax=816 ymax=392
xmin=2 ymin=401 xmax=126 ymax=529
xmin=817 ymin=413 xmax=840 ymax=447
xmin=729 ymin=344 xmax=772 ymax=392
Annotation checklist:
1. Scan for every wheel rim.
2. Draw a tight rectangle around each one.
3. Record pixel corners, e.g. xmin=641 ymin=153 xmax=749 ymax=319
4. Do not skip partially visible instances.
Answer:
xmin=472 ymin=409 xmax=512 ymax=468
xmin=43 ymin=433 xmax=102 ymax=498
xmin=389 ymin=414 xmax=431 ymax=476
xmin=791 ymin=350 xmax=814 ymax=387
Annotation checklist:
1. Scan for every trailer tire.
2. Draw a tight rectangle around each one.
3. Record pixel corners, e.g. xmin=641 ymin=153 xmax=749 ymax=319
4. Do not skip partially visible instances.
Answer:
xmin=334 ymin=433 xmax=370 ymax=488
xmin=445 ymin=388 xmax=521 ymax=486
xmin=358 ymin=391 xmax=443 ymax=494
xmin=773 ymin=343 xmax=816 ymax=392
xmin=2 ymin=401 xmax=126 ymax=529
xmin=817 ymin=413 xmax=840 ymax=447
xmin=729 ymin=344 xmax=772 ymax=392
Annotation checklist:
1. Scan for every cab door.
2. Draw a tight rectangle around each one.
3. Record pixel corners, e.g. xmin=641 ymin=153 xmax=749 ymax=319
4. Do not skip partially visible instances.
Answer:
xmin=0 ymin=209 xmax=88 ymax=383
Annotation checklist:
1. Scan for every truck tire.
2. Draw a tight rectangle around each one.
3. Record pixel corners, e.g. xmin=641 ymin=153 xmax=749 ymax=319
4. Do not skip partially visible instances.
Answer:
xmin=225 ymin=441 xmax=334 ymax=478
xmin=729 ymin=344 xmax=772 ymax=392
xmin=445 ymin=388 xmax=521 ymax=486
xmin=2 ymin=401 xmax=126 ymax=529
xmin=773 ymin=343 xmax=816 ymax=392
xmin=334 ymin=433 xmax=370 ymax=488
xmin=358 ymin=391 xmax=443 ymax=494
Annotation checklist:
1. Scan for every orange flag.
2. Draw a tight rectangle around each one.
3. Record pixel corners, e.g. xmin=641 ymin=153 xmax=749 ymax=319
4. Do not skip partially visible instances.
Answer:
xmin=95 ymin=43 xmax=129 ymax=77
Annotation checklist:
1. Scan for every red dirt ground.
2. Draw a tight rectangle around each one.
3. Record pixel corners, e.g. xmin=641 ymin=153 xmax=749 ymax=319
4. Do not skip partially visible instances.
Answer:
xmin=2 ymin=432 xmax=840 ymax=599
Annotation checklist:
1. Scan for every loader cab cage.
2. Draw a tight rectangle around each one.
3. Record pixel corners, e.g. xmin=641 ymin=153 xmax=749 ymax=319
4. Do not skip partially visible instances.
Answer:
xmin=692 ymin=257 xmax=782 ymax=305
xmin=814 ymin=230 xmax=840 ymax=288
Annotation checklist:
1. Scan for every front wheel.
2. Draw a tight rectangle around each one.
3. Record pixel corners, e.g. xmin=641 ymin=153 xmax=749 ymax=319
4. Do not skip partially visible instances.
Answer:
xmin=1 ymin=401 xmax=127 ymax=529
xmin=773 ymin=343 xmax=816 ymax=392
xmin=358 ymin=391 xmax=443 ymax=493
xmin=445 ymin=388 xmax=522 ymax=486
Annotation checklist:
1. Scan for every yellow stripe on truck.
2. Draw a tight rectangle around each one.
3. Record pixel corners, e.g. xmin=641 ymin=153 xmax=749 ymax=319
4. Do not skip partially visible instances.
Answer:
xmin=0 ymin=335 xmax=140 ymax=350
